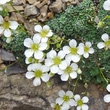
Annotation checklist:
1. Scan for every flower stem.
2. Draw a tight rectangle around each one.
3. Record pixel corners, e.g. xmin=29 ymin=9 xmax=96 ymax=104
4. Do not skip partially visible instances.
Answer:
xmin=68 ymin=77 xmax=71 ymax=90
xmin=106 ymin=103 xmax=109 ymax=110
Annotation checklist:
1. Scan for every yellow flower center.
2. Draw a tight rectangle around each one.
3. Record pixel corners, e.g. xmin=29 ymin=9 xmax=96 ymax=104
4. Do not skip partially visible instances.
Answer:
xmin=84 ymin=46 xmax=89 ymax=53
xmin=54 ymin=104 xmax=61 ymax=110
xmin=65 ymin=66 xmax=72 ymax=74
xmin=34 ymin=70 xmax=42 ymax=77
xmin=40 ymin=29 xmax=49 ymax=38
xmin=31 ymin=43 xmax=39 ymax=51
xmin=53 ymin=56 xmax=61 ymax=65
xmin=63 ymin=95 xmax=70 ymax=102
xmin=70 ymin=47 xmax=78 ymax=55
xmin=105 ymin=40 xmax=110 ymax=48
xmin=77 ymin=99 xmax=83 ymax=106
xmin=2 ymin=21 xmax=10 ymax=29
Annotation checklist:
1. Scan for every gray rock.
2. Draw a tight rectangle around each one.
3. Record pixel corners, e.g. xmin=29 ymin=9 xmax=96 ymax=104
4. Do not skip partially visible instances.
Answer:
xmin=40 ymin=5 xmax=48 ymax=17
xmin=49 ymin=0 xmax=63 ymax=13
xmin=12 ymin=0 xmax=23 ymax=5
xmin=4 ymin=63 xmax=26 ymax=75
xmin=1 ymin=49 xmax=16 ymax=61
xmin=24 ymin=5 xmax=39 ymax=16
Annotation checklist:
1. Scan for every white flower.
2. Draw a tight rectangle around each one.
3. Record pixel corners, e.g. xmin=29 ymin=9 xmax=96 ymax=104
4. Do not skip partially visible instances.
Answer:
xmin=45 ymin=50 xmax=67 ymax=74
xmin=24 ymin=35 xmax=47 ymax=59
xmin=25 ymin=57 xmax=44 ymax=64
xmin=103 ymin=0 xmax=110 ymax=11
xmin=51 ymin=103 xmax=63 ymax=110
xmin=63 ymin=39 xmax=83 ymax=62
xmin=25 ymin=63 xmax=50 ymax=86
xmin=34 ymin=25 xmax=53 ymax=42
xmin=0 ymin=15 xmax=19 ymax=37
xmin=104 ymin=84 xmax=110 ymax=103
xmin=56 ymin=90 xmax=76 ymax=110
xmin=79 ymin=42 xmax=94 ymax=58
xmin=0 ymin=0 xmax=10 ymax=4
xmin=74 ymin=94 xmax=89 ymax=110
xmin=6 ymin=36 xmax=12 ymax=43
xmin=0 ymin=6 xmax=3 ymax=11
xmin=58 ymin=62 xmax=81 ymax=81
xmin=97 ymin=33 xmax=110 ymax=49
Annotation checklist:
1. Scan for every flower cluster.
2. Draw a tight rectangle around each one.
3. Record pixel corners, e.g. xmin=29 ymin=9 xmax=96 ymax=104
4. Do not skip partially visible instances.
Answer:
xmin=51 ymin=90 xmax=89 ymax=110
xmin=104 ymin=84 xmax=110 ymax=103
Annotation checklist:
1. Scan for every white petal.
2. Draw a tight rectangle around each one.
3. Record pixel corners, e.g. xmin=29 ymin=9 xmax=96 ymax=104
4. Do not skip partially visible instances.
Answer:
xmin=43 ymin=25 xmax=50 ymax=31
xmin=102 ymin=33 xmax=109 ymax=41
xmin=6 ymin=37 xmax=12 ymax=43
xmin=58 ymin=90 xmax=65 ymax=97
xmin=77 ymin=46 xmax=84 ymax=55
xmin=89 ymin=48 xmax=94 ymax=54
xmin=51 ymin=103 xmax=55 ymax=108
xmin=77 ymin=106 xmax=81 ymax=110
xmin=24 ymin=49 xmax=33 ymax=58
xmin=4 ymin=29 xmax=11 ymax=37
xmin=70 ymin=72 xmax=77 ymax=79
xmin=82 ymin=104 xmax=89 ymax=110
xmin=63 ymin=46 xmax=70 ymax=54
xmin=41 ymin=65 xmax=49 ymax=72
xmin=25 ymin=72 xmax=34 ymax=79
xmin=71 ymin=63 xmax=78 ymax=71
xmin=39 ymin=43 xmax=47 ymax=50
xmin=41 ymin=73 xmax=50 ymax=82
xmin=107 ymin=84 xmax=110 ymax=92
xmin=0 ymin=15 xmax=4 ymax=24
xmin=85 ymin=42 xmax=92 ymax=47
xmin=0 ymin=26 xmax=4 ymax=34
xmin=74 ymin=94 xmax=81 ymax=101
xmin=65 ymin=54 xmax=72 ymax=62
xmin=24 ymin=38 xmax=33 ymax=48
xmin=69 ymin=39 xmax=77 ymax=48
xmin=34 ymin=51 xmax=43 ymax=59
xmin=45 ymin=59 xmax=54 ymax=66
xmin=79 ymin=43 xmax=84 ymax=47
xmin=97 ymin=42 xmax=105 ymax=49
xmin=9 ymin=21 xmax=19 ymax=30
xmin=57 ymin=69 xmax=64 ymax=75
xmin=61 ymin=73 xmax=69 ymax=81
xmin=27 ymin=64 xmax=33 ymax=71
xmin=58 ymin=50 xmax=65 ymax=59
xmin=56 ymin=98 xmax=64 ymax=105
xmin=103 ymin=1 xmax=110 ymax=11
xmin=33 ymin=63 xmax=41 ymax=71
xmin=83 ymin=53 xmax=89 ymax=58
xmin=46 ymin=30 xmax=53 ymax=37
xmin=62 ymin=102 xmax=70 ymax=109
xmin=33 ymin=34 xmax=41 ymax=43
xmin=104 ymin=94 xmax=110 ymax=103
xmin=66 ymin=91 xmax=73 ymax=98
xmin=50 ymin=65 xmax=59 ymax=73
xmin=59 ymin=60 xmax=67 ymax=70
xmin=25 ymin=58 xmax=30 ymax=64
xmin=69 ymin=99 xmax=77 ymax=106
xmin=34 ymin=25 xmax=42 ymax=32
xmin=48 ymin=50 xmax=56 ymax=59
xmin=33 ymin=78 xmax=41 ymax=86
xmin=82 ymin=96 xmax=89 ymax=103
xmin=41 ymin=37 xmax=48 ymax=42
xmin=71 ymin=55 xmax=80 ymax=62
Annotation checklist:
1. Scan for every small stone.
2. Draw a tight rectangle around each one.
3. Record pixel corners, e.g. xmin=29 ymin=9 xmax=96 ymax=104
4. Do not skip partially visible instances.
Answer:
xmin=1 ymin=49 xmax=16 ymax=61
xmin=48 ymin=11 xmax=54 ymax=19
xmin=27 ymin=0 xmax=37 ymax=4
xmin=12 ymin=0 xmax=23 ymax=5
xmin=49 ymin=0 xmax=63 ymax=13
xmin=4 ymin=63 xmax=26 ymax=75
xmin=35 ymin=0 xmax=48 ymax=8
xmin=0 ymin=56 xmax=3 ymax=64
xmin=40 ymin=5 xmax=48 ymax=17
xmin=7 ymin=6 xmax=24 ymax=12
xmin=24 ymin=5 xmax=38 ymax=16
xmin=0 ymin=64 xmax=6 ymax=70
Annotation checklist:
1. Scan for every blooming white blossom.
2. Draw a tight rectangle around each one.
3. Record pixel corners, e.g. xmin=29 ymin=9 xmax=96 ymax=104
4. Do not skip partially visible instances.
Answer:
xmin=97 ymin=33 xmax=110 ymax=49
xmin=0 ymin=15 xmax=19 ymax=37
xmin=24 ymin=35 xmax=47 ymax=59
xmin=63 ymin=39 xmax=83 ymax=62
xmin=74 ymin=94 xmax=89 ymax=110
xmin=45 ymin=50 xmax=67 ymax=74
xmin=25 ymin=63 xmax=50 ymax=86
xmin=79 ymin=42 xmax=94 ymax=58
xmin=0 ymin=0 xmax=10 ymax=4
xmin=56 ymin=90 xmax=76 ymax=110
xmin=51 ymin=103 xmax=63 ymax=110
xmin=34 ymin=25 xmax=53 ymax=42
xmin=103 ymin=0 xmax=110 ymax=11
xmin=104 ymin=84 xmax=110 ymax=103
xmin=58 ymin=62 xmax=81 ymax=81
xmin=6 ymin=36 xmax=12 ymax=43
